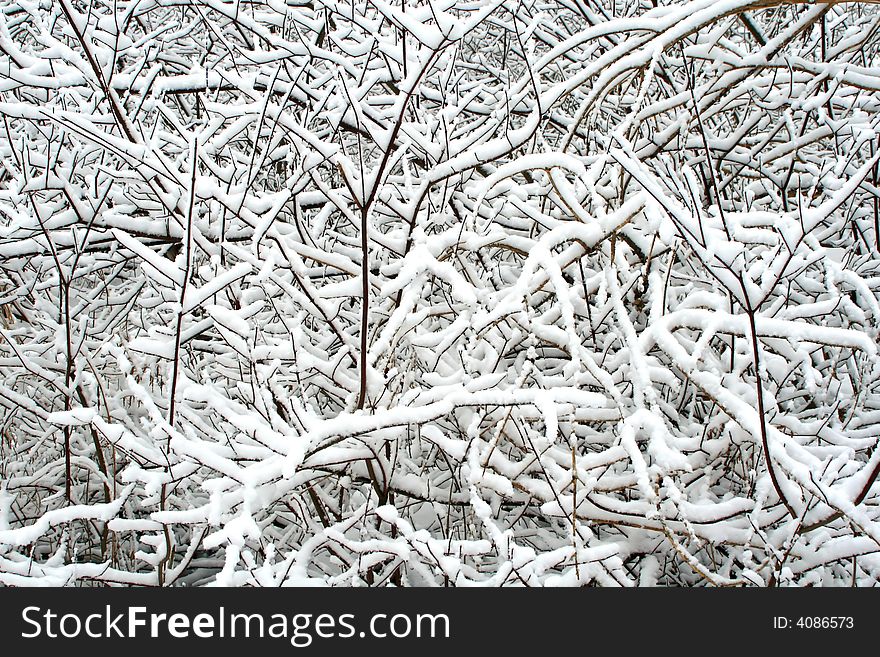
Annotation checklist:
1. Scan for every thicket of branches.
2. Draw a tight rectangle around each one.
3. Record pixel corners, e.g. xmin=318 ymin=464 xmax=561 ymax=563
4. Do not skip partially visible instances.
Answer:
xmin=2 ymin=0 xmax=880 ymax=586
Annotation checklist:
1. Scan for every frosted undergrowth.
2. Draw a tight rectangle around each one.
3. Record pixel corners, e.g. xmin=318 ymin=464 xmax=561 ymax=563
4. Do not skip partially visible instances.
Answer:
xmin=1 ymin=0 xmax=880 ymax=586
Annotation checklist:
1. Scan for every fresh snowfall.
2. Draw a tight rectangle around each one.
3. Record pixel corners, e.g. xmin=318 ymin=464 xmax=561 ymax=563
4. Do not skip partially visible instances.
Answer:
xmin=1 ymin=0 xmax=880 ymax=587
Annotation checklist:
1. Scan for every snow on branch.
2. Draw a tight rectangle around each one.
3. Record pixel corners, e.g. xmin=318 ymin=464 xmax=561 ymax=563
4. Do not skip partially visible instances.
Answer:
xmin=1 ymin=0 xmax=880 ymax=587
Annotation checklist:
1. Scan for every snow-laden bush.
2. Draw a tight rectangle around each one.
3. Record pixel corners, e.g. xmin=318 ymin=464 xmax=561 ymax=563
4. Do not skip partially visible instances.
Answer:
xmin=2 ymin=0 xmax=880 ymax=586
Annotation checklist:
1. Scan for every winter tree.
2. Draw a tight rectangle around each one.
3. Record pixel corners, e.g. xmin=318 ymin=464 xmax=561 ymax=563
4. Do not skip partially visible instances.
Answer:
xmin=1 ymin=0 xmax=880 ymax=586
